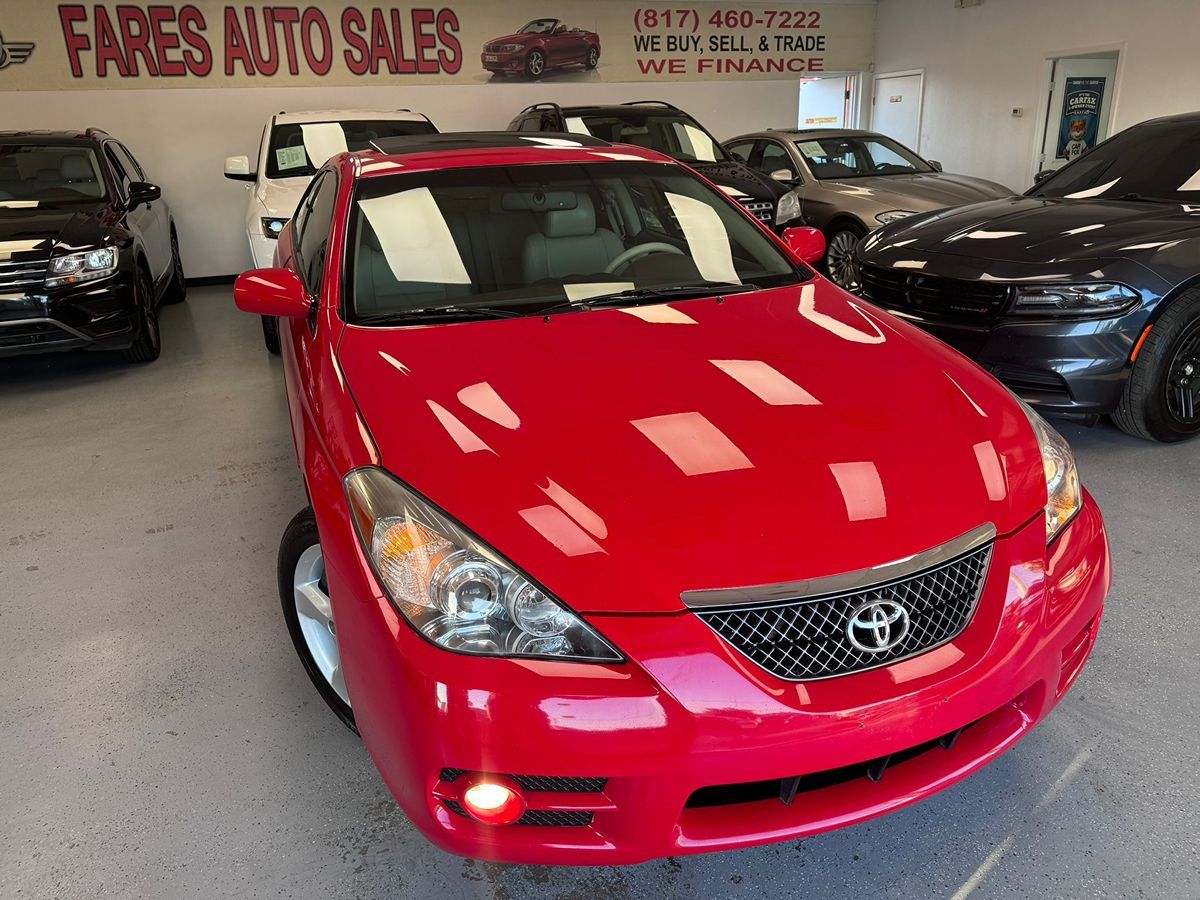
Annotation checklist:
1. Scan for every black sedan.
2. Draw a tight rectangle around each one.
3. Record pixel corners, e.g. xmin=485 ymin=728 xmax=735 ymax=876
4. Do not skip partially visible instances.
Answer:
xmin=856 ymin=111 xmax=1200 ymax=442
xmin=0 ymin=129 xmax=184 ymax=362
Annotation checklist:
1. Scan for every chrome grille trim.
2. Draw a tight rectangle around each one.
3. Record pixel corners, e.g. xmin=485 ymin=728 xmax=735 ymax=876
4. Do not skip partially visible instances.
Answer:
xmin=682 ymin=523 xmax=996 ymax=608
xmin=689 ymin=525 xmax=996 ymax=682
xmin=0 ymin=256 xmax=50 ymax=290
xmin=737 ymin=199 xmax=774 ymax=223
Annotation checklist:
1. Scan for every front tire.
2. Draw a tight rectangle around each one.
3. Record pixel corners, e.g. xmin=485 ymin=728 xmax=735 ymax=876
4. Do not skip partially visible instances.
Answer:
xmin=824 ymin=223 xmax=866 ymax=290
xmin=261 ymin=315 xmax=281 ymax=355
xmin=1113 ymin=287 xmax=1200 ymax=441
xmin=278 ymin=508 xmax=356 ymax=732
xmin=525 ymin=49 xmax=546 ymax=79
xmin=162 ymin=227 xmax=187 ymax=304
xmin=122 ymin=267 xmax=161 ymax=363
xmin=586 ymin=45 xmax=599 ymax=69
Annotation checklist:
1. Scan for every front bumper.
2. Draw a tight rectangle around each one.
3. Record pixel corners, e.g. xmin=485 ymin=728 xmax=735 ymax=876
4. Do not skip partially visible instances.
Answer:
xmin=481 ymin=50 xmax=527 ymax=73
xmin=320 ymin=488 xmax=1110 ymax=865
xmin=247 ymin=231 xmax=278 ymax=271
xmin=0 ymin=273 xmax=138 ymax=357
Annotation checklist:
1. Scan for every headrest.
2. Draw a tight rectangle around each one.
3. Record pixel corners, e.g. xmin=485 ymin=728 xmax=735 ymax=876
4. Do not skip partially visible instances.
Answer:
xmin=61 ymin=155 xmax=94 ymax=180
xmin=542 ymin=193 xmax=596 ymax=238
xmin=501 ymin=189 xmax=578 ymax=212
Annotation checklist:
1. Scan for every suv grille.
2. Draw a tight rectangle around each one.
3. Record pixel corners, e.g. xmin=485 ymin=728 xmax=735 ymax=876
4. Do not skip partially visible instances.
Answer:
xmin=0 ymin=254 xmax=50 ymax=292
xmin=738 ymin=199 xmax=774 ymax=224
xmin=859 ymin=263 xmax=1011 ymax=320
xmin=695 ymin=541 xmax=993 ymax=681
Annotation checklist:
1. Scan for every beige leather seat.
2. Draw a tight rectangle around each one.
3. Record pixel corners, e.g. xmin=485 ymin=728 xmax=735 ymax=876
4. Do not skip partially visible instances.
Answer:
xmin=522 ymin=194 xmax=624 ymax=283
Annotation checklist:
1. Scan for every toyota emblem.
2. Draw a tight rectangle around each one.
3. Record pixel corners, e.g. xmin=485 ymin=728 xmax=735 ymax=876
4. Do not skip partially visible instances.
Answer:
xmin=846 ymin=600 xmax=910 ymax=653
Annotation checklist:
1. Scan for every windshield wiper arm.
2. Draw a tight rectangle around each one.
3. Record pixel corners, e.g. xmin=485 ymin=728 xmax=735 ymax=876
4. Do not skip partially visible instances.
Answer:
xmin=354 ymin=305 xmax=524 ymax=325
xmin=540 ymin=283 xmax=759 ymax=316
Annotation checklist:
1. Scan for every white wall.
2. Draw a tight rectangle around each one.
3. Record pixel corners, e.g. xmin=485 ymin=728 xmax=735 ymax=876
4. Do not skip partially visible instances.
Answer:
xmin=873 ymin=0 xmax=1200 ymax=192
xmin=0 ymin=80 xmax=803 ymax=277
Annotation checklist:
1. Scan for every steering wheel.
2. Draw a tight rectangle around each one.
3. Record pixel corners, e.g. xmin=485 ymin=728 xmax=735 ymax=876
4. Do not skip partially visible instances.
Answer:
xmin=604 ymin=242 xmax=685 ymax=274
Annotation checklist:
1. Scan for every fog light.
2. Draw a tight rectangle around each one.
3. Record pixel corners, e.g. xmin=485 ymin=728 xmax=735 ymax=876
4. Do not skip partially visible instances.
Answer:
xmin=461 ymin=777 xmax=526 ymax=825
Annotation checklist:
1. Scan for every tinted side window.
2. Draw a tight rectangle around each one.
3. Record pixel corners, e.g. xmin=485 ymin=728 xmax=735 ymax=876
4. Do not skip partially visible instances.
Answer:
xmin=295 ymin=170 xmax=338 ymax=298
xmin=517 ymin=117 xmax=540 ymax=133
xmin=725 ymin=140 xmax=755 ymax=164
xmin=103 ymin=144 xmax=133 ymax=198
xmin=114 ymin=143 xmax=147 ymax=180
xmin=760 ymin=140 xmax=798 ymax=179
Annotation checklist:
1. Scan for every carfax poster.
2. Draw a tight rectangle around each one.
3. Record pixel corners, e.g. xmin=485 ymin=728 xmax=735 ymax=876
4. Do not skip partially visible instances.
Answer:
xmin=1057 ymin=77 xmax=1106 ymax=161
xmin=0 ymin=2 xmax=874 ymax=90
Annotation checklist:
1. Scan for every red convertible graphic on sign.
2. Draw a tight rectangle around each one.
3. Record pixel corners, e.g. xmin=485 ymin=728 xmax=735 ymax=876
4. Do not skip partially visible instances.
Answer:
xmin=481 ymin=18 xmax=600 ymax=79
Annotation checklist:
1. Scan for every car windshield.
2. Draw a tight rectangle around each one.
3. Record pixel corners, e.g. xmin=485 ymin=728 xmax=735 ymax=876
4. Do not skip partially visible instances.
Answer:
xmin=0 ymin=144 xmax=107 ymax=204
xmin=266 ymin=119 xmax=437 ymax=179
xmin=795 ymin=135 xmax=933 ymax=179
xmin=1032 ymin=118 xmax=1200 ymax=203
xmin=519 ymin=19 xmax=558 ymax=34
xmin=347 ymin=161 xmax=804 ymax=322
xmin=570 ymin=113 xmax=728 ymax=164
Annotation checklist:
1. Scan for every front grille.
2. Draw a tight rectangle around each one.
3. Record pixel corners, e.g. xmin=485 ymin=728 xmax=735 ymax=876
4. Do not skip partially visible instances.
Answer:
xmin=989 ymin=365 xmax=1072 ymax=400
xmin=439 ymin=769 xmax=607 ymax=794
xmin=737 ymin=199 xmax=774 ymax=224
xmin=484 ymin=43 xmax=506 ymax=53
xmin=696 ymin=540 xmax=993 ymax=681
xmin=0 ymin=321 xmax=71 ymax=349
xmin=0 ymin=254 xmax=50 ymax=291
xmin=859 ymin=263 xmax=1011 ymax=320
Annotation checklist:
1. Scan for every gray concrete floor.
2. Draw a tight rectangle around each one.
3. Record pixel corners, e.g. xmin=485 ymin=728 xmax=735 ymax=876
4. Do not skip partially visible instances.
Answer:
xmin=1 ymin=285 xmax=1198 ymax=899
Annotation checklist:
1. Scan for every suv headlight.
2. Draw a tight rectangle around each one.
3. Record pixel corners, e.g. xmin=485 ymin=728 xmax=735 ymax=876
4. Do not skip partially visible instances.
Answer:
xmin=344 ymin=467 xmax=622 ymax=661
xmin=260 ymin=217 xmax=289 ymax=239
xmin=875 ymin=210 xmax=916 ymax=225
xmin=1019 ymin=400 xmax=1082 ymax=543
xmin=45 ymin=246 xmax=118 ymax=288
xmin=1010 ymin=282 xmax=1139 ymax=317
xmin=775 ymin=189 xmax=801 ymax=225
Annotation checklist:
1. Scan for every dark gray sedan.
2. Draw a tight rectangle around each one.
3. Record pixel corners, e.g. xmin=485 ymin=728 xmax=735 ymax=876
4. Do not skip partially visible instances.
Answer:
xmin=723 ymin=128 xmax=1011 ymax=288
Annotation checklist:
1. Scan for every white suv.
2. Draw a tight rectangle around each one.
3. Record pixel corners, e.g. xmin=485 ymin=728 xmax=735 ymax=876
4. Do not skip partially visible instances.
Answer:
xmin=224 ymin=109 xmax=438 ymax=352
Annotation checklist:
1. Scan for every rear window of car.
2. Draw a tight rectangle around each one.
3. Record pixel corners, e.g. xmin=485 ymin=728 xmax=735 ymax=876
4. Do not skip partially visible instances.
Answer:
xmin=345 ymin=160 xmax=804 ymax=323
xmin=266 ymin=119 xmax=437 ymax=179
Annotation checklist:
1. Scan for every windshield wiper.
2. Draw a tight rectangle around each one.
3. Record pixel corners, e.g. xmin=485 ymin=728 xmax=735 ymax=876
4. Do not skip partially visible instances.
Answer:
xmin=353 ymin=305 xmax=525 ymax=325
xmin=540 ymin=283 xmax=760 ymax=316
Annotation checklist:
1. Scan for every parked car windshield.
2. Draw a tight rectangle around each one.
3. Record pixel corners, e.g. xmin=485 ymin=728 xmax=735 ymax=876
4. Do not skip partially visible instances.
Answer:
xmin=346 ymin=160 xmax=804 ymax=322
xmin=1031 ymin=118 xmax=1200 ymax=203
xmin=266 ymin=119 xmax=437 ymax=179
xmin=519 ymin=19 xmax=558 ymax=34
xmin=569 ymin=113 xmax=728 ymax=164
xmin=796 ymin=135 xmax=934 ymax=179
xmin=0 ymin=144 xmax=107 ymax=204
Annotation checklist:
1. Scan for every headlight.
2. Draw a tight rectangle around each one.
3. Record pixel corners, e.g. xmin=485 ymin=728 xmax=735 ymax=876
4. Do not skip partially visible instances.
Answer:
xmin=500 ymin=43 xmax=523 ymax=52
xmin=260 ymin=217 xmax=289 ymax=239
xmin=875 ymin=210 xmax=916 ymax=225
xmin=1010 ymin=282 xmax=1139 ymax=317
xmin=344 ymin=467 xmax=622 ymax=661
xmin=774 ymin=189 xmax=801 ymax=225
xmin=45 ymin=246 xmax=118 ymax=288
xmin=1019 ymin=400 xmax=1082 ymax=543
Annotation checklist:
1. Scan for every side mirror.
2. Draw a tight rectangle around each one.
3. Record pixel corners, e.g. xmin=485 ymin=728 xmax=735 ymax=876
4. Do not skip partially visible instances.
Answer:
xmin=781 ymin=226 xmax=826 ymax=265
xmin=127 ymin=181 xmax=161 ymax=207
xmin=1034 ymin=168 xmax=1056 ymax=183
xmin=927 ymin=160 xmax=944 ymax=172
xmin=224 ymin=155 xmax=256 ymax=182
xmin=234 ymin=268 xmax=310 ymax=318
xmin=769 ymin=168 xmax=797 ymax=183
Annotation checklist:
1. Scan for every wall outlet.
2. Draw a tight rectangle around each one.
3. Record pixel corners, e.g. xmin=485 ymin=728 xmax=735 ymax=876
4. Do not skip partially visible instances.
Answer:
xmin=955 ymin=0 xmax=984 ymax=7
xmin=1011 ymin=107 xmax=1023 ymax=117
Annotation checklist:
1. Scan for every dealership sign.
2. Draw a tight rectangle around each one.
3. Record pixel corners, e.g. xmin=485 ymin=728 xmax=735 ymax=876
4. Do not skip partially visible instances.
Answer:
xmin=0 ymin=2 xmax=874 ymax=89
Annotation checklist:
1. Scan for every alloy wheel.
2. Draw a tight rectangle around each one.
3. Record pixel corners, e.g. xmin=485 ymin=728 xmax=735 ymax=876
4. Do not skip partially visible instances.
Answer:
xmin=1165 ymin=319 xmax=1200 ymax=424
xmin=142 ymin=282 xmax=160 ymax=352
xmin=528 ymin=51 xmax=545 ymax=77
xmin=292 ymin=544 xmax=350 ymax=707
xmin=826 ymin=230 xmax=862 ymax=290
xmin=588 ymin=47 xmax=598 ymax=67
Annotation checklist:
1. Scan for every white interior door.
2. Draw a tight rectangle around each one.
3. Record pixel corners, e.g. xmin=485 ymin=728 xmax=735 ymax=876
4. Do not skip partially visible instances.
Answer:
xmin=872 ymin=72 xmax=923 ymax=150
xmin=1038 ymin=56 xmax=1119 ymax=174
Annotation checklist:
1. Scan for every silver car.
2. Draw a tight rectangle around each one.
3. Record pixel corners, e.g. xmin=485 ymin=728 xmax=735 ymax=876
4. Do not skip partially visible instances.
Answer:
xmin=723 ymin=129 xmax=1012 ymax=288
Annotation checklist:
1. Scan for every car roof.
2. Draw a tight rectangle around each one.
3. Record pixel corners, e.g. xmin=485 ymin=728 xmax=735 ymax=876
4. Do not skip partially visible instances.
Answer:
xmin=0 ymin=130 xmax=103 ymax=144
xmin=726 ymin=128 xmax=883 ymax=142
xmin=554 ymin=102 xmax=693 ymax=117
xmin=352 ymin=131 xmax=674 ymax=176
xmin=273 ymin=109 xmax=431 ymax=125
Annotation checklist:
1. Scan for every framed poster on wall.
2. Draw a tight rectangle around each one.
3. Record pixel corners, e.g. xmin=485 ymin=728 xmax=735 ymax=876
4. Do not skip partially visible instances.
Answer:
xmin=1057 ymin=76 xmax=1106 ymax=160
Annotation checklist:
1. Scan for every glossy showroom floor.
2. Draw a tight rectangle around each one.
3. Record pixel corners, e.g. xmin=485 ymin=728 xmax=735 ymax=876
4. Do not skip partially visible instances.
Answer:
xmin=1 ymin=287 xmax=1198 ymax=898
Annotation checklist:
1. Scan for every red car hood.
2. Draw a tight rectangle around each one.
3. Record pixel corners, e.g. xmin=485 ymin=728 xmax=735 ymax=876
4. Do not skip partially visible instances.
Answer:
xmin=338 ymin=281 xmax=1045 ymax=614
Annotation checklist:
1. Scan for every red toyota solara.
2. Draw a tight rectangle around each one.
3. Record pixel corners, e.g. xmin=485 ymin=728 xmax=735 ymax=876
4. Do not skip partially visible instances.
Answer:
xmin=234 ymin=132 xmax=1111 ymax=865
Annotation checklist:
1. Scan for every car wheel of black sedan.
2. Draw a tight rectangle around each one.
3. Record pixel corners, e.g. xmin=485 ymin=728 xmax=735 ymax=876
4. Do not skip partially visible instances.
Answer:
xmin=586 ymin=46 xmax=599 ymax=69
xmin=122 ymin=268 xmax=161 ymax=363
xmin=162 ymin=227 xmax=187 ymax=305
xmin=824 ymin=223 xmax=865 ymax=290
xmin=525 ymin=49 xmax=546 ymax=78
xmin=1114 ymin=287 xmax=1200 ymax=442
xmin=261 ymin=315 xmax=281 ymax=355
xmin=279 ymin=507 xmax=357 ymax=732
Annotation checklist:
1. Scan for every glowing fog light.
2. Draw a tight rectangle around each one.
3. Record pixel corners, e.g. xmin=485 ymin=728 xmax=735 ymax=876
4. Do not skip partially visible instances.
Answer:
xmin=461 ymin=778 xmax=526 ymax=825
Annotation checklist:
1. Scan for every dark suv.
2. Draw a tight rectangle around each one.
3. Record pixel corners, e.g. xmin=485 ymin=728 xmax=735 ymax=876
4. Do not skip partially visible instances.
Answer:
xmin=507 ymin=101 xmax=798 ymax=231
xmin=856 ymin=111 xmax=1200 ymax=442
xmin=0 ymin=129 xmax=184 ymax=363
